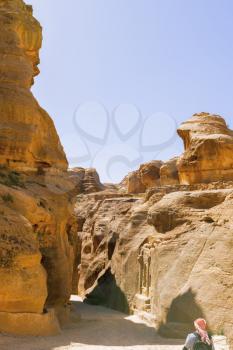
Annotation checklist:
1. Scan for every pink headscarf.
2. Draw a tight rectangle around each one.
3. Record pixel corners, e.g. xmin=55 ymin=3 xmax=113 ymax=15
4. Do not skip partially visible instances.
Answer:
xmin=194 ymin=318 xmax=211 ymax=345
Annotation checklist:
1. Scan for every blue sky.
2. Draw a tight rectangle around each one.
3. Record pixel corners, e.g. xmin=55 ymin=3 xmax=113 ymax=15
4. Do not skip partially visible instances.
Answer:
xmin=27 ymin=0 xmax=233 ymax=182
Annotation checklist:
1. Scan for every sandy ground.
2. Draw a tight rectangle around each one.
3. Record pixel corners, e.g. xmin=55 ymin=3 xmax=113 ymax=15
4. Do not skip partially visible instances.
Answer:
xmin=0 ymin=296 xmax=228 ymax=350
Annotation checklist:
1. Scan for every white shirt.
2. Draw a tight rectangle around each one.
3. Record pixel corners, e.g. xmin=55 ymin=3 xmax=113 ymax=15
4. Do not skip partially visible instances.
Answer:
xmin=184 ymin=332 xmax=215 ymax=350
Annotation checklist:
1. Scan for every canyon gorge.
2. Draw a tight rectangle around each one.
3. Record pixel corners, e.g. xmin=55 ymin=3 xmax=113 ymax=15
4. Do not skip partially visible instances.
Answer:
xmin=0 ymin=1 xmax=232 ymax=350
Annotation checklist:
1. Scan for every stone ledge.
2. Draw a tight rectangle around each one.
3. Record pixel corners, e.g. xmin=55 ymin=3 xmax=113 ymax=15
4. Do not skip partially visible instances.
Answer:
xmin=0 ymin=308 xmax=61 ymax=336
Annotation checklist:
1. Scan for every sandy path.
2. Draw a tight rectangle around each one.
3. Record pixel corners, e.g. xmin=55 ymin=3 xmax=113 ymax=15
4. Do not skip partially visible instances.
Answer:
xmin=0 ymin=296 xmax=228 ymax=350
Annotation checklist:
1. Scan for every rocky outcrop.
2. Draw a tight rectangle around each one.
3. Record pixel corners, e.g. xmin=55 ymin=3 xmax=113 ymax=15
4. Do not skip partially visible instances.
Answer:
xmin=73 ymin=191 xmax=139 ymax=300
xmin=127 ymin=161 xmax=163 ymax=194
xmin=0 ymin=0 xmax=67 ymax=172
xmin=139 ymin=161 xmax=163 ymax=188
xmin=73 ymin=114 xmax=233 ymax=348
xmin=177 ymin=112 xmax=233 ymax=184
xmin=69 ymin=167 xmax=105 ymax=194
xmin=0 ymin=194 xmax=47 ymax=314
xmin=0 ymin=0 xmax=75 ymax=335
xmin=147 ymin=189 xmax=233 ymax=339
xmin=1 ymin=1 xmax=233 ymax=346
xmin=126 ymin=113 xmax=233 ymax=192
xmin=74 ymin=180 xmax=233 ymax=345
xmin=127 ymin=170 xmax=146 ymax=194
xmin=160 ymin=157 xmax=179 ymax=186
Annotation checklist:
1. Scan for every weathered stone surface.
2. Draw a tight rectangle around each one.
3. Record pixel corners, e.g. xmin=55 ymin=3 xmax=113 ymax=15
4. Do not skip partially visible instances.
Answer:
xmin=0 ymin=0 xmax=75 ymax=336
xmin=127 ymin=161 xmax=163 ymax=194
xmin=0 ymin=200 xmax=47 ymax=314
xmin=74 ymin=182 xmax=233 ymax=345
xmin=148 ymin=189 xmax=233 ymax=338
xmin=0 ymin=309 xmax=61 ymax=336
xmin=177 ymin=112 xmax=233 ymax=184
xmin=1 ymin=1 xmax=233 ymax=346
xmin=0 ymin=0 xmax=67 ymax=171
xmin=160 ymin=157 xmax=179 ymax=186
xmin=73 ymin=112 xmax=233 ymax=347
xmin=0 ymin=169 xmax=76 ymax=333
xmin=69 ymin=167 xmax=105 ymax=194
xmin=72 ymin=191 xmax=138 ymax=298
xmin=139 ymin=161 xmax=163 ymax=188
xmin=127 ymin=170 xmax=146 ymax=194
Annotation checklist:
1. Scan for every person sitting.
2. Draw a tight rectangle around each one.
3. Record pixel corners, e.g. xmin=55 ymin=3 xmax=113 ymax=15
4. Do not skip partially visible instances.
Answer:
xmin=183 ymin=318 xmax=215 ymax=350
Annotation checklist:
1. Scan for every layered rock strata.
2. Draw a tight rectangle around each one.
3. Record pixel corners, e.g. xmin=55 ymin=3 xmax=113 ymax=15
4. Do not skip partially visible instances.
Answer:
xmin=68 ymin=167 xmax=105 ymax=194
xmin=74 ymin=181 xmax=233 ymax=346
xmin=127 ymin=161 xmax=163 ymax=194
xmin=177 ymin=112 xmax=233 ymax=184
xmin=73 ymin=114 xmax=233 ymax=348
xmin=0 ymin=0 xmax=74 ymax=335
xmin=160 ymin=157 xmax=179 ymax=185
xmin=0 ymin=0 xmax=67 ymax=171
xmin=2 ymin=1 xmax=233 ymax=345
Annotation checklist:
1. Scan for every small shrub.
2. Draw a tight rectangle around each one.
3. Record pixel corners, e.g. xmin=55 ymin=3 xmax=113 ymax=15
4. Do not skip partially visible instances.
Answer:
xmin=0 ymin=171 xmax=24 ymax=188
xmin=8 ymin=172 xmax=20 ymax=186
xmin=1 ymin=193 xmax=14 ymax=203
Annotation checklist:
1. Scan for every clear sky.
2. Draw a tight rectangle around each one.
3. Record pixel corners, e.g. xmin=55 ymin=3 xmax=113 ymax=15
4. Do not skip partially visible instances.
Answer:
xmin=27 ymin=0 xmax=233 ymax=183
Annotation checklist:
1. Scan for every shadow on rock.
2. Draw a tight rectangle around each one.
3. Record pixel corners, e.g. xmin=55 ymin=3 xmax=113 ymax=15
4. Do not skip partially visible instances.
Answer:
xmin=84 ymin=268 xmax=130 ymax=314
xmin=158 ymin=288 xmax=206 ymax=339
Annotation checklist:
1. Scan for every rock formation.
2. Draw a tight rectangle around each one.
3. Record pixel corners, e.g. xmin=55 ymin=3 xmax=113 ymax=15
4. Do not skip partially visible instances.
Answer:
xmin=160 ymin=157 xmax=179 ymax=185
xmin=147 ymin=189 xmax=233 ymax=339
xmin=0 ymin=0 xmax=75 ymax=335
xmin=1 ymin=1 xmax=233 ymax=347
xmin=177 ymin=112 xmax=233 ymax=184
xmin=0 ymin=0 xmax=67 ymax=171
xmin=69 ymin=167 xmax=105 ymax=194
xmin=73 ymin=113 xmax=233 ymax=348
xmin=127 ymin=161 xmax=163 ymax=194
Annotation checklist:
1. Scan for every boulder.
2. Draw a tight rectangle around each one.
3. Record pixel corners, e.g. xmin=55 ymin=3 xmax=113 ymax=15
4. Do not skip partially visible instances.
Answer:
xmin=127 ymin=161 xmax=163 ymax=194
xmin=160 ymin=157 xmax=179 ymax=186
xmin=177 ymin=112 xmax=233 ymax=184
xmin=127 ymin=170 xmax=146 ymax=194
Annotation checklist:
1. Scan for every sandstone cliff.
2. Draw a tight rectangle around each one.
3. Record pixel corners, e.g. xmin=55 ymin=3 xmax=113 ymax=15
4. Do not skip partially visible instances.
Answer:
xmin=1 ymin=1 xmax=233 ymax=346
xmin=0 ymin=0 xmax=67 ymax=171
xmin=177 ymin=112 xmax=233 ymax=184
xmin=73 ymin=113 xmax=233 ymax=347
xmin=126 ymin=161 xmax=163 ymax=194
xmin=0 ymin=0 xmax=75 ymax=335
xmin=68 ymin=167 xmax=105 ymax=194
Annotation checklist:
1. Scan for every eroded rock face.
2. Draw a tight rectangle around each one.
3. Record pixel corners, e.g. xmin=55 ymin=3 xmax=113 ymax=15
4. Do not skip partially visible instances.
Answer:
xmin=125 ymin=113 xmax=233 ymax=191
xmin=0 ymin=197 xmax=47 ymax=314
xmin=73 ymin=172 xmax=233 ymax=346
xmin=73 ymin=192 xmax=139 ymax=301
xmin=160 ymin=157 xmax=179 ymax=186
xmin=69 ymin=112 xmax=233 ymax=348
xmin=0 ymin=0 xmax=75 ymax=335
xmin=127 ymin=170 xmax=146 ymax=194
xmin=0 ymin=0 xmax=67 ymax=171
xmin=0 ymin=153 xmax=75 ymax=336
xmin=127 ymin=161 xmax=163 ymax=194
xmin=2 ymin=1 xmax=233 ymax=345
xmin=139 ymin=161 xmax=163 ymax=188
xmin=69 ymin=168 xmax=105 ymax=194
xmin=177 ymin=112 xmax=233 ymax=184
xmin=146 ymin=188 xmax=233 ymax=342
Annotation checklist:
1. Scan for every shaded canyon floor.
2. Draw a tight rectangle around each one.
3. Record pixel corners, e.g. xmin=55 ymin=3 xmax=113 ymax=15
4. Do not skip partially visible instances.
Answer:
xmin=0 ymin=296 xmax=228 ymax=350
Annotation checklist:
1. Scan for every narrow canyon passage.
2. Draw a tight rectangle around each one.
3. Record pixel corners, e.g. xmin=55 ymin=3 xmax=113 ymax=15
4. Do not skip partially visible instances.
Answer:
xmin=0 ymin=297 xmax=227 ymax=350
